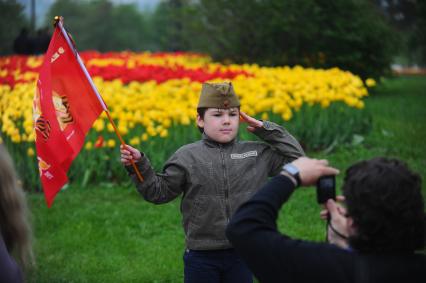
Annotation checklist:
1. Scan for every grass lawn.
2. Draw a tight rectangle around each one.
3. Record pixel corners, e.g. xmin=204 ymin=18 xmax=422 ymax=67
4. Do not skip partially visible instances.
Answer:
xmin=26 ymin=76 xmax=426 ymax=282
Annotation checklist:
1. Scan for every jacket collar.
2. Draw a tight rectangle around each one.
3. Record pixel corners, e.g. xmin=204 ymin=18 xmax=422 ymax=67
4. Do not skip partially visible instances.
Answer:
xmin=202 ymin=132 xmax=237 ymax=148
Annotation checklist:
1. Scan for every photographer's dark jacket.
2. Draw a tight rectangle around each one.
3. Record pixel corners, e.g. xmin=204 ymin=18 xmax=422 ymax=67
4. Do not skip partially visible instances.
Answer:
xmin=226 ymin=175 xmax=426 ymax=283
xmin=126 ymin=121 xmax=304 ymax=250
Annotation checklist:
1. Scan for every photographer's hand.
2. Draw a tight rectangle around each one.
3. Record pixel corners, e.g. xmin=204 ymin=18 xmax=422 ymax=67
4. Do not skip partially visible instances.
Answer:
xmin=320 ymin=196 xmax=345 ymax=219
xmin=324 ymin=198 xmax=350 ymax=249
xmin=291 ymin=157 xmax=339 ymax=186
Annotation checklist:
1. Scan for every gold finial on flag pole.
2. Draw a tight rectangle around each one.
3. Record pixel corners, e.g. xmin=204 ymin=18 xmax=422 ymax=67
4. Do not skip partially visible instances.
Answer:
xmin=53 ymin=16 xmax=77 ymax=49
xmin=53 ymin=16 xmax=62 ymax=27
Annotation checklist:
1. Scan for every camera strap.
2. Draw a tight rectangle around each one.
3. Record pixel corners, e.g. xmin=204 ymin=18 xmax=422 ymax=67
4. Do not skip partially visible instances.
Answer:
xmin=328 ymin=219 xmax=348 ymax=240
xmin=325 ymin=214 xmax=348 ymax=242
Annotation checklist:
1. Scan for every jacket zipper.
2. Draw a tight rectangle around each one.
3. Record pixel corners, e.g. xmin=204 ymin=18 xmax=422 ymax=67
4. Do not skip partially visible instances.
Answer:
xmin=220 ymin=145 xmax=231 ymax=222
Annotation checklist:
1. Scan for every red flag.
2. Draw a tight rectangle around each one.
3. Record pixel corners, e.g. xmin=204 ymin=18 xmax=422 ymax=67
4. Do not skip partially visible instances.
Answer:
xmin=34 ymin=25 xmax=104 ymax=207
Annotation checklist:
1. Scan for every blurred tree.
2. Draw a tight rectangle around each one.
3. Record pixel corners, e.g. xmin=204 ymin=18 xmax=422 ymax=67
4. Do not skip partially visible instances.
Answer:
xmin=0 ymin=0 xmax=29 ymax=55
xmin=371 ymin=0 xmax=425 ymax=65
xmin=312 ymin=0 xmax=398 ymax=79
xmin=150 ymin=0 xmax=180 ymax=51
xmin=193 ymin=0 xmax=267 ymax=63
xmin=371 ymin=0 xmax=426 ymax=66
xmin=42 ymin=0 xmax=400 ymax=78
xmin=409 ymin=0 xmax=426 ymax=65
xmin=45 ymin=0 xmax=89 ymax=47
xmin=151 ymin=0 xmax=201 ymax=51
xmin=188 ymin=0 xmax=396 ymax=79
xmin=45 ymin=0 xmax=151 ymax=51
xmin=371 ymin=0 xmax=417 ymax=30
xmin=110 ymin=4 xmax=152 ymax=51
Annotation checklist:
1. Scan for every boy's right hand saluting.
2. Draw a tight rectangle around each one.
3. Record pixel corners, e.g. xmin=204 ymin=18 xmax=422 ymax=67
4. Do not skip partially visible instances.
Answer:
xmin=239 ymin=111 xmax=263 ymax=132
xmin=120 ymin=144 xmax=142 ymax=166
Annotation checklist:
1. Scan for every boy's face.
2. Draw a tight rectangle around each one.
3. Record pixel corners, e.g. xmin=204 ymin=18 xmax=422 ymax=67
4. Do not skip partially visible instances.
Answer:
xmin=197 ymin=107 xmax=239 ymax=143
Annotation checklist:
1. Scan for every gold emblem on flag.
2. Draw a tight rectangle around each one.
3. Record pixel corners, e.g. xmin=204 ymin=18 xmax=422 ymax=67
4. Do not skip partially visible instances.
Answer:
xmin=33 ymin=86 xmax=51 ymax=141
xmin=51 ymin=46 xmax=65 ymax=63
xmin=37 ymin=156 xmax=51 ymax=177
xmin=52 ymin=91 xmax=74 ymax=131
xmin=33 ymin=87 xmax=74 ymax=141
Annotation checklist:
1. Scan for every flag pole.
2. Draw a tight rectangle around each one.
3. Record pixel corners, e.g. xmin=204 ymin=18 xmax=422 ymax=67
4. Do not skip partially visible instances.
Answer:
xmin=53 ymin=16 xmax=144 ymax=182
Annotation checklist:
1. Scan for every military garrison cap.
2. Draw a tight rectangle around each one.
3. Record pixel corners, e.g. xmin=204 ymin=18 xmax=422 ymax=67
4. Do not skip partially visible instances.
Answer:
xmin=197 ymin=82 xmax=240 ymax=109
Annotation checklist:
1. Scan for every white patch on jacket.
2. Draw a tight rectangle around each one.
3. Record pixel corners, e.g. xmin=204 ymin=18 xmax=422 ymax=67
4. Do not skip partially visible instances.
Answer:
xmin=230 ymin=151 xmax=258 ymax=159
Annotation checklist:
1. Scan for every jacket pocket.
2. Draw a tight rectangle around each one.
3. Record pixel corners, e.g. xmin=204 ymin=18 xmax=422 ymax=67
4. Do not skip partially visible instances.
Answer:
xmin=228 ymin=156 xmax=257 ymax=193
xmin=230 ymin=154 xmax=257 ymax=175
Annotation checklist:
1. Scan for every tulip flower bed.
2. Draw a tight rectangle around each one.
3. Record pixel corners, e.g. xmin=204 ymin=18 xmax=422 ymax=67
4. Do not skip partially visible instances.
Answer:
xmin=0 ymin=51 xmax=373 ymax=190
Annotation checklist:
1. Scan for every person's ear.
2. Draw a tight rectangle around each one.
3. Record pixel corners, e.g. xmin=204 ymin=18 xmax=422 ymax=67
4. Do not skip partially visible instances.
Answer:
xmin=196 ymin=114 xmax=204 ymax=128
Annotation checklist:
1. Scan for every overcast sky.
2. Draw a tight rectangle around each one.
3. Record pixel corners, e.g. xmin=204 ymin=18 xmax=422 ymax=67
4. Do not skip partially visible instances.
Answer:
xmin=18 ymin=0 xmax=161 ymax=28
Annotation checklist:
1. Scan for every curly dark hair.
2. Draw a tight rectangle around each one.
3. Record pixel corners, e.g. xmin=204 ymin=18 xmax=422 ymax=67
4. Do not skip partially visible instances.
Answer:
xmin=343 ymin=157 xmax=425 ymax=254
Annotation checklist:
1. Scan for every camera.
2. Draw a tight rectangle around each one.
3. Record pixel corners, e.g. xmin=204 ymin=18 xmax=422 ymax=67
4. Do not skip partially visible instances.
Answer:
xmin=316 ymin=175 xmax=336 ymax=204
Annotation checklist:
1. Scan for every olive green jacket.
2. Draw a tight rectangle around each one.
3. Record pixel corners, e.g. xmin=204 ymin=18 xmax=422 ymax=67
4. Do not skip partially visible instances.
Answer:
xmin=126 ymin=121 xmax=304 ymax=250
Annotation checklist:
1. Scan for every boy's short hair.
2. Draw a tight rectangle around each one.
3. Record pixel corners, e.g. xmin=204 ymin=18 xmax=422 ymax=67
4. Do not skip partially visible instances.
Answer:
xmin=343 ymin=157 xmax=425 ymax=253
xmin=196 ymin=108 xmax=208 ymax=133
xmin=198 ymin=82 xmax=240 ymax=109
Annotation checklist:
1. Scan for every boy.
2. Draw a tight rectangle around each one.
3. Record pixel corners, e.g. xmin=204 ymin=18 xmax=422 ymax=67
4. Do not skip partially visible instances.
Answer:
xmin=120 ymin=82 xmax=304 ymax=282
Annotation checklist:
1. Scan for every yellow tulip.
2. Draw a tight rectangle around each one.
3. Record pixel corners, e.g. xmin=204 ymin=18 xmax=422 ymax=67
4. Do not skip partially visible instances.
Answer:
xmin=27 ymin=148 xmax=35 ymax=157
xmin=107 ymin=139 xmax=116 ymax=148
xmin=0 ymin=52 xmax=369 ymax=146
xmin=85 ymin=141 xmax=93 ymax=150
xmin=365 ymin=78 xmax=376 ymax=87
xmin=130 ymin=137 xmax=140 ymax=145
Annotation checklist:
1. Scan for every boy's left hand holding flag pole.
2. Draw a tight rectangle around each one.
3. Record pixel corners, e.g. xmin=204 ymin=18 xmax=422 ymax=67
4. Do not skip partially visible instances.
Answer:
xmin=34 ymin=16 xmax=143 ymax=208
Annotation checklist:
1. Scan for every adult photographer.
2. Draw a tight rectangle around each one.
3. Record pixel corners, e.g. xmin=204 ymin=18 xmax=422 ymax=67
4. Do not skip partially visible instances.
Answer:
xmin=226 ymin=157 xmax=425 ymax=283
